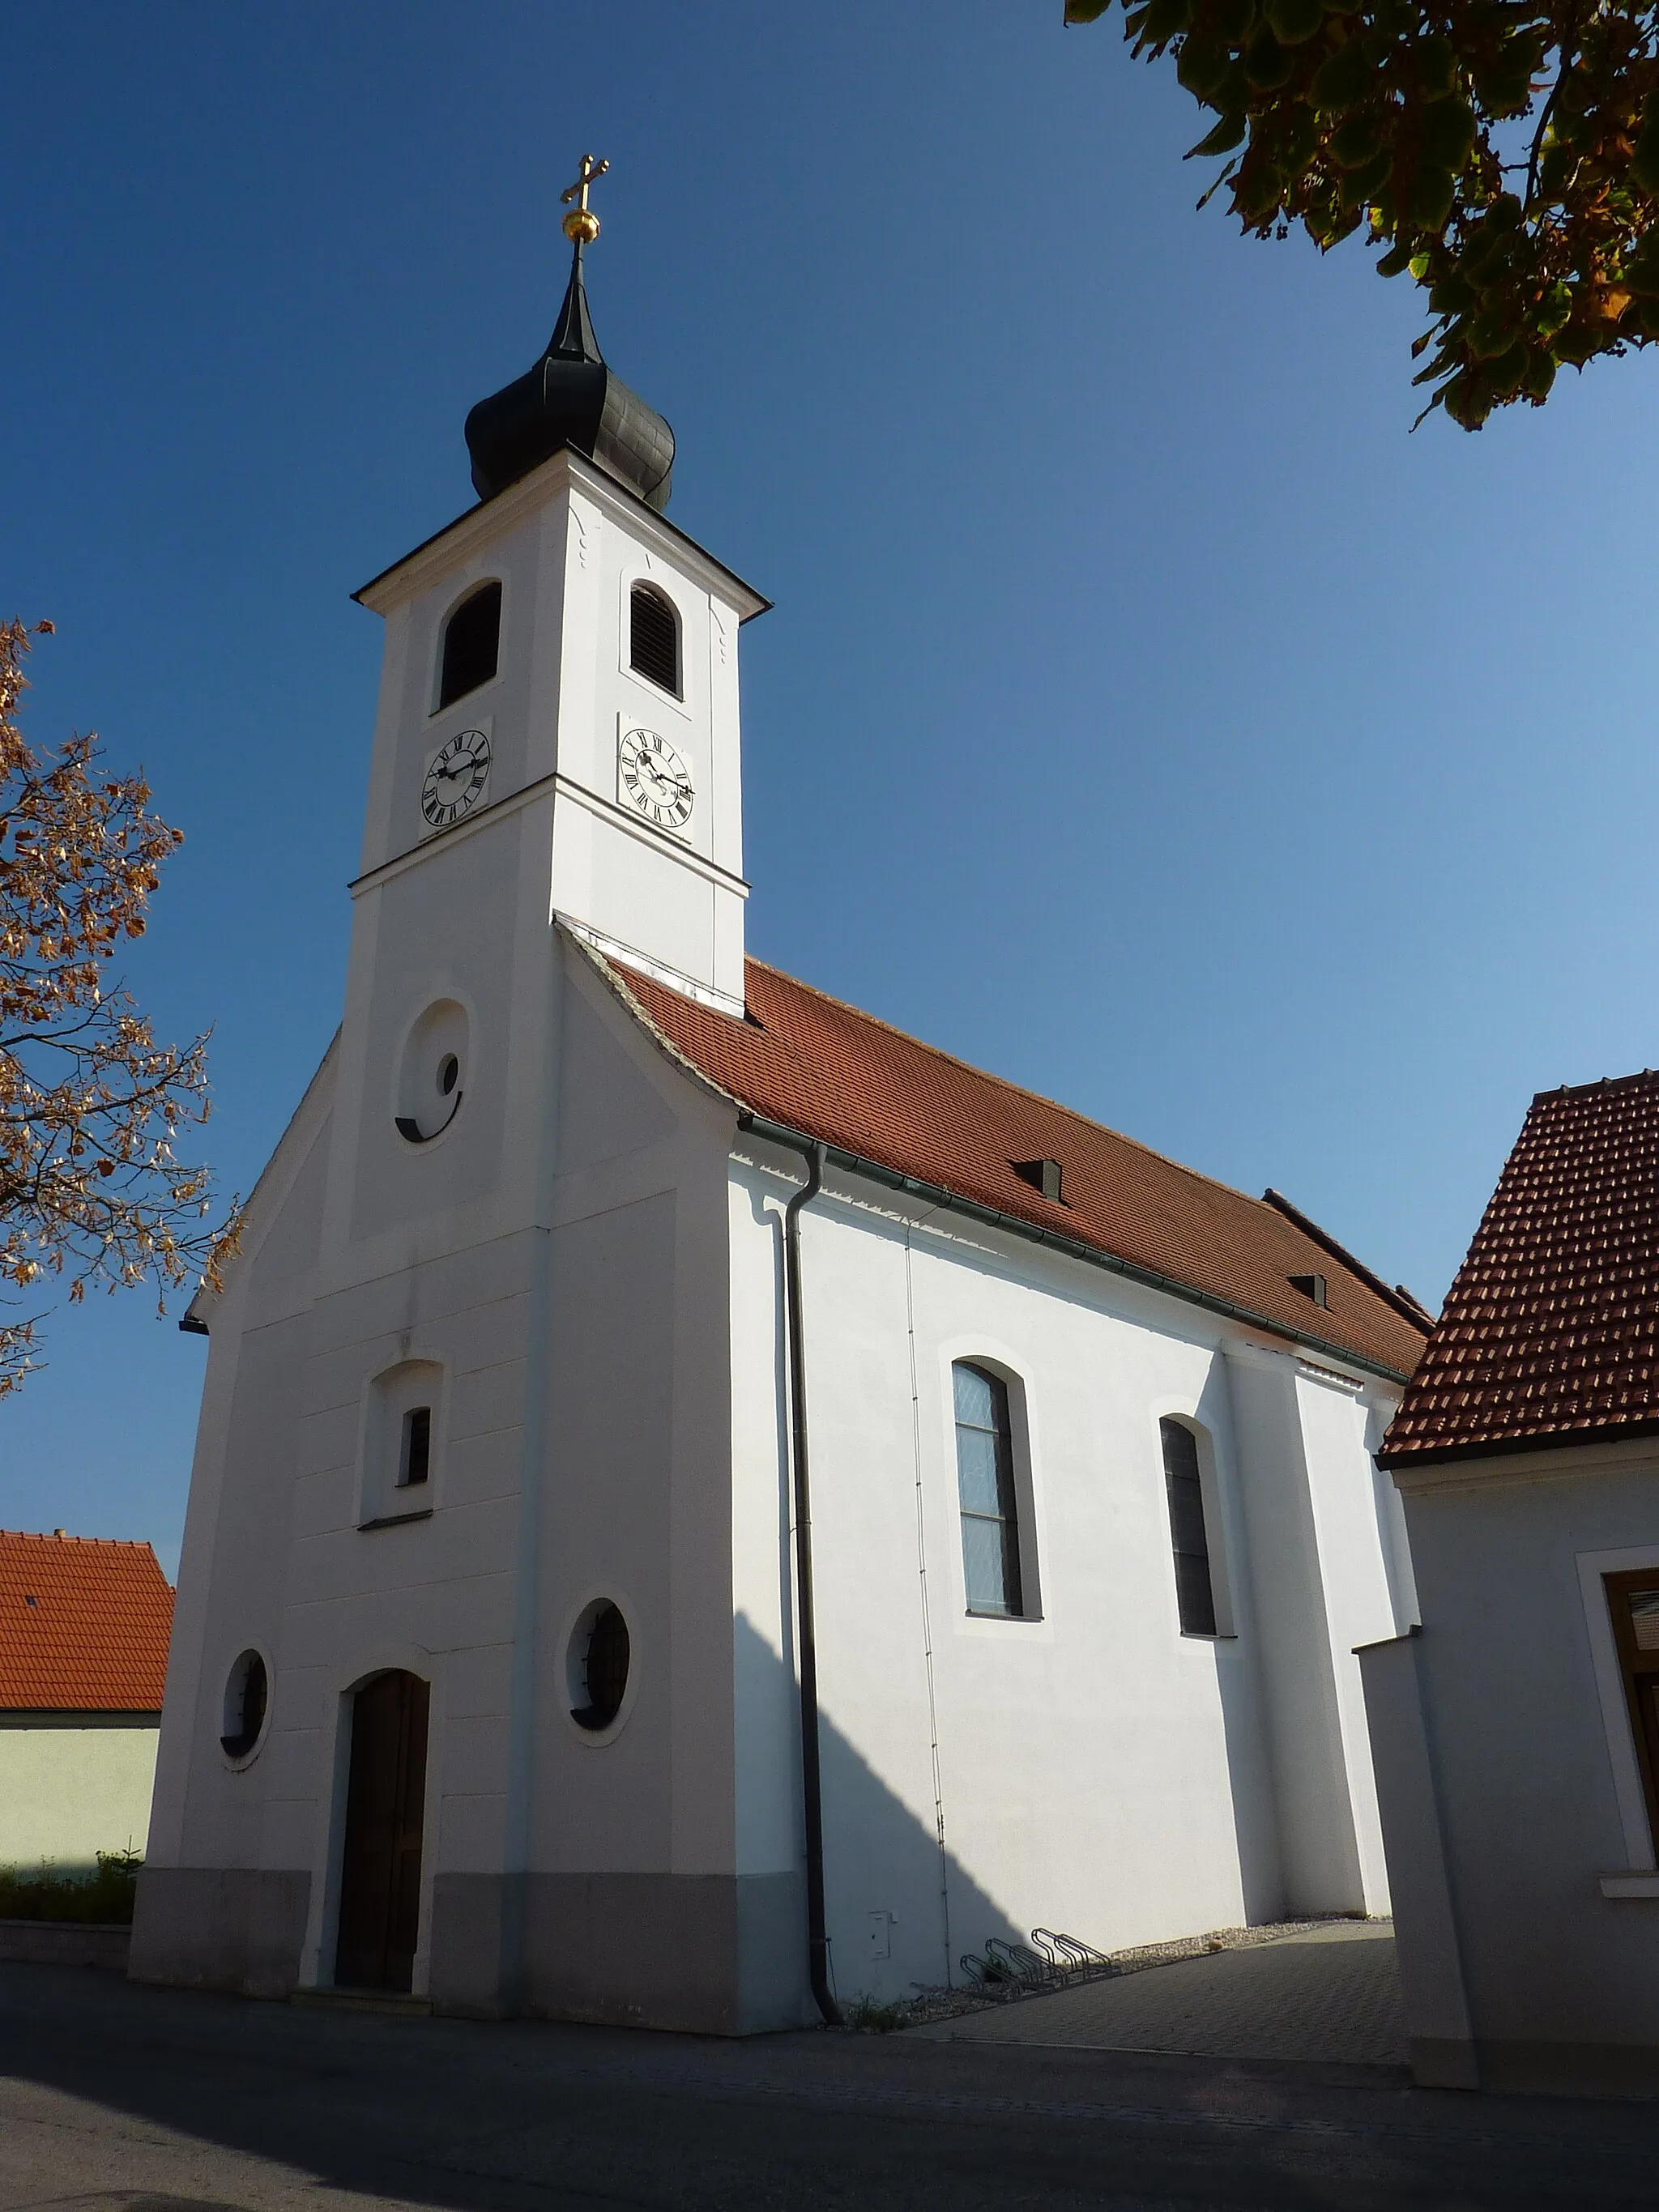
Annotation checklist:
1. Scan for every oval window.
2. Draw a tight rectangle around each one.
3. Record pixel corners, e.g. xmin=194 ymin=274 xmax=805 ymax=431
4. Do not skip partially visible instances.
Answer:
xmin=221 ymin=1649 xmax=268 ymax=1758
xmin=568 ymin=1601 xmax=630 ymax=1733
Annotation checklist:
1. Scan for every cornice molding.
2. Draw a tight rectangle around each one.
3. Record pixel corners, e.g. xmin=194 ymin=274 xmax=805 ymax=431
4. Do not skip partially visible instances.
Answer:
xmin=348 ymin=767 xmax=750 ymax=901
xmin=352 ymin=448 xmax=770 ymax=620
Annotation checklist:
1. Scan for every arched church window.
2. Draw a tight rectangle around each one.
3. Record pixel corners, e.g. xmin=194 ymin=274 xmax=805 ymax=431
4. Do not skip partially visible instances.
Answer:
xmin=1160 ymin=1417 xmax=1218 ymax=1637
xmin=953 ymin=1362 xmax=1026 ymax=1617
xmin=437 ymin=581 xmax=501 ymax=710
xmin=629 ymin=582 xmax=680 ymax=697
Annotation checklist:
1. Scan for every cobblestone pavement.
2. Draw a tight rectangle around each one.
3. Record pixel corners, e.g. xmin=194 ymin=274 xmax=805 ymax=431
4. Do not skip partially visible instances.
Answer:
xmin=911 ymin=1921 xmax=1407 ymax=2065
xmin=3 ymin=1957 xmax=1657 ymax=2210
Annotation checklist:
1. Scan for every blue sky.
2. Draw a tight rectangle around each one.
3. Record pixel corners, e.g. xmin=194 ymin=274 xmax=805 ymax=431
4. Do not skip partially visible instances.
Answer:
xmin=6 ymin=2 xmax=1657 ymax=1573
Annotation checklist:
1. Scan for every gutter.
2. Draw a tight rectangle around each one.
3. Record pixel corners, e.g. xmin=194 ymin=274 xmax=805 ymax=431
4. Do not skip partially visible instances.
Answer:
xmin=737 ymin=1112 xmax=1413 ymax=1389
xmin=1379 ymin=1412 xmax=1659 ymax=1475
xmin=774 ymin=1131 xmax=840 ymax=2027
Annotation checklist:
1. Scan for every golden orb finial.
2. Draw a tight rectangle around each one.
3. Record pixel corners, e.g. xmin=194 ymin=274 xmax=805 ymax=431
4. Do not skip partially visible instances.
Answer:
xmin=561 ymin=152 xmax=609 ymax=245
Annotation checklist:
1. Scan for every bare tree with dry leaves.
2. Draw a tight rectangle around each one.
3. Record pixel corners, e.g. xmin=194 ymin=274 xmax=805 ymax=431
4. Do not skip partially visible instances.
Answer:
xmin=0 ymin=618 xmax=235 ymax=1395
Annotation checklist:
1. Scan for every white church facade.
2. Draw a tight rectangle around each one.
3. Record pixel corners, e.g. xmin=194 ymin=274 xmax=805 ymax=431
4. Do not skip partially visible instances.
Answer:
xmin=132 ymin=194 xmax=1432 ymax=2030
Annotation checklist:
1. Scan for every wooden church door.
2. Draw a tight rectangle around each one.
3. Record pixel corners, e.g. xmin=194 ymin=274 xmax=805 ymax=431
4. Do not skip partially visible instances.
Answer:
xmin=335 ymin=1670 xmax=429 ymax=1991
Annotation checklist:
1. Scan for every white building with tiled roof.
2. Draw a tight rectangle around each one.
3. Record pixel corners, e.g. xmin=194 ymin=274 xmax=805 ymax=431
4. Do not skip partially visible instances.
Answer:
xmin=1365 ymin=1073 xmax=1659 ymax=2096
xmin=0 ymin=1529 xmax=173 ymax=1873
xmin=136 ymin=231 xmax=1431 ymax=2026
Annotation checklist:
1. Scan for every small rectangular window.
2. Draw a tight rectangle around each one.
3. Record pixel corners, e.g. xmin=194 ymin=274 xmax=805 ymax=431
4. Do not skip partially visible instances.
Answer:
xmin=1606 ymin=1571 xmax=1659 ymax=1852
xmin=400 ymin=1406 xmax=432 ymax=1488
xmin=953 ymin=1362 xmax=1024 ymax=1617
xmin=1162 ymin=1419 xmax=1218 ymax=1637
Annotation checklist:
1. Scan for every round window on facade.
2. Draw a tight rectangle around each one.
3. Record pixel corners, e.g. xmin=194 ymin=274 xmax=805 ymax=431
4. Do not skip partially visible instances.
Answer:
xmin=221 ymin=1649 xmax=269 ymax=1759
xmin=394 ymin=999 xmax=469 ymax=1144
xmin=568 ymin=1600 xmax=631 ymax=1733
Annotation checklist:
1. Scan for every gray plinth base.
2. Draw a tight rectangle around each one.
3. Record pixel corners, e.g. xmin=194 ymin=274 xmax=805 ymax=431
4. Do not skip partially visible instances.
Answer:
xmin=1474 ymin=2037 xmax=1659 ymax=2099
xmin=127 ymin=1867 xmax=309 ymax=1998
xmin=1407 ymin=2035 xmax=1480 ymax=2090
xmin=427 ymin=1869 xmax=811 ymax=2034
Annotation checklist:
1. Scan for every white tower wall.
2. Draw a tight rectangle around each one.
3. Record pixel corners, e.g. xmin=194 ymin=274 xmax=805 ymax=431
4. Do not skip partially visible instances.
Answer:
xmin=134 ymin=435 xmax=783 ymax=2027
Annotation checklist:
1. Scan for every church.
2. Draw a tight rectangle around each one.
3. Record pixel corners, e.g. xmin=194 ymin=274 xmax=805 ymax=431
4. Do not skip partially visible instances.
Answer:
xmin=131 ymin=164 xmax=1432 ymax=2031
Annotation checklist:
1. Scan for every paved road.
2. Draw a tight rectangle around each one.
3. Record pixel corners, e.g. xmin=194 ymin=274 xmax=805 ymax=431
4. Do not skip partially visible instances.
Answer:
xmin=2 ymin=1960 xmax=1657 ymax=2210
xmin=917 ymin=1924 xmax=1406 ymax=2064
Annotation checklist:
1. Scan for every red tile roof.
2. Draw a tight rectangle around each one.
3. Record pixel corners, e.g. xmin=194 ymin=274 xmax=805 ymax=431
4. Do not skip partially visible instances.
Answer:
xmin=0 ymin=1531 xmax=173 ymax=1712
xmin=1382 ymin=1070 xmax=1659 ymax=1468
xmin=610 ymin=952 xmax=1431 ymax=1380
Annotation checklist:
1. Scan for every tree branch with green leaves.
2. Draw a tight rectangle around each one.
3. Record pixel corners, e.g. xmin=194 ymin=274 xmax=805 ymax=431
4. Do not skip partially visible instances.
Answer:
xmin=1065 ymin=0 xmax=1659 ymax=426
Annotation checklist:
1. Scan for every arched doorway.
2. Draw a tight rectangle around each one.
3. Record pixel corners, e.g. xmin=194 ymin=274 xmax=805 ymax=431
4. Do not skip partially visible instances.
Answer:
xmin=335 ymin=1669 xmax=429 ymax=1992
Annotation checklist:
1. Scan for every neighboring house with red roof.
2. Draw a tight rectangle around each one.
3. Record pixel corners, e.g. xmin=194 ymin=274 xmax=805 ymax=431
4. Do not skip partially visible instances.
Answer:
xmin=0 ymin=1530 xmax=173 ymax=1873
xmin=134 ymin=245 xmax=1431 ymax=2022
xmin=1364 ymin=1072 xmax=1659 ymax=2095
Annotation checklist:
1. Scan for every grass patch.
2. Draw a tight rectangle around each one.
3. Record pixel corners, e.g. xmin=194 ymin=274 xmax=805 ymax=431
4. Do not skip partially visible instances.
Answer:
xmin=0 ymin=1849 xmax=142 ymax=1924
xmin=843 ymin=1994 xmax=909 ymax=2033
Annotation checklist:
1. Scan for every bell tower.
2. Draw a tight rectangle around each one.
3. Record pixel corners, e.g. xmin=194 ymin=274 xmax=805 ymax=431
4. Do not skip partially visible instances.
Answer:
xmin=140 ymin=163 xmax=800 ymax=2034
xmin=350 ymin=157 xmax=767 ymax=1020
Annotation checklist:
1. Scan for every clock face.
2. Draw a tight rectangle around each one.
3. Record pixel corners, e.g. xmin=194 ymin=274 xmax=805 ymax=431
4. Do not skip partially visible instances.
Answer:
xmin=421 ymin=728 xmax=492 ymax=830
xmin=618 ymin=727 xmax=694 ymax=831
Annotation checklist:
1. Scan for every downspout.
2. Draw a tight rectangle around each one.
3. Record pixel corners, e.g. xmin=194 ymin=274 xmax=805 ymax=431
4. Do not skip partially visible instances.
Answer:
xmin=781 ymin=1137 xmax=841 ymax=2026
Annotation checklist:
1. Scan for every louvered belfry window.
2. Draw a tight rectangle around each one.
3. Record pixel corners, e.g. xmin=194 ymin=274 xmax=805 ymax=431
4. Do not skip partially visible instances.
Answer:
xmin=953 ymin=1362 xmax=1024 ymax=1617
xmin=1161 ymin=1419 xmax=1218 ymax=1637
xmin=629 ymin=582 xmax=680 ymax=697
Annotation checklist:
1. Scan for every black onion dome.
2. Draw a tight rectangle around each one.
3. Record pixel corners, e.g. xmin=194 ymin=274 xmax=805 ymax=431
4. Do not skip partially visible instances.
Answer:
xmin=464 ymin=243 xmax=674 ymax=511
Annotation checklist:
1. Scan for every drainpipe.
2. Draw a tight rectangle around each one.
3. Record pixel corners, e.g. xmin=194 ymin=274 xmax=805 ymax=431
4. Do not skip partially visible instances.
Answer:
xmin=781 ymin=1137 xmax=841 ymax=2027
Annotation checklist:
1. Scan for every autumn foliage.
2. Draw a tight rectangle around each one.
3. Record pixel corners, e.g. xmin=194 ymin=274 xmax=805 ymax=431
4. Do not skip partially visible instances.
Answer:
xmin=0 ymin=619 xmax=234 ymax=1394
xmin=1068 ymin=0 xmax=1659 ymax=426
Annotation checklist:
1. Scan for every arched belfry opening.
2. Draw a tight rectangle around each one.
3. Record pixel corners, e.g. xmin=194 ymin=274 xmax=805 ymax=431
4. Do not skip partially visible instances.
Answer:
xmin=437 ymin=581 xmax=501 ymax=710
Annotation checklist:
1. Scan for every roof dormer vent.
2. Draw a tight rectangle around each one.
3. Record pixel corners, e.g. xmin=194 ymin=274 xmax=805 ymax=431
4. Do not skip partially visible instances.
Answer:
xmin=1290 ymin=1272 xmax=1329 ymax=1309
xmin=1013 ymin=1157 xmax=1064 ymax=1204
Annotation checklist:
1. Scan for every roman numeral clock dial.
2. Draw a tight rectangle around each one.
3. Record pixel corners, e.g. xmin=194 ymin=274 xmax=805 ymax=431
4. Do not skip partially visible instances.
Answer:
xmin=420 ymin=728 xmax=492 ymax=830
xmin=618 ymin=727 xmax=694 ymax=832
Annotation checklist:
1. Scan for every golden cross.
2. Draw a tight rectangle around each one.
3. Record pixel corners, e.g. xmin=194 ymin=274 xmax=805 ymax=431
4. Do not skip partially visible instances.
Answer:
xmin=561 ymin=153 xmax=609 ymax=244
